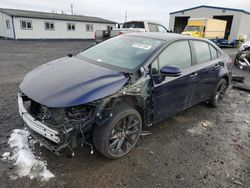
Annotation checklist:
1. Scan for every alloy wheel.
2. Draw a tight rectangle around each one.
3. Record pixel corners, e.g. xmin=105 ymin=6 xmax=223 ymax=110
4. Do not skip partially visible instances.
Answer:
xmin=108 ymin=115 xmax=140 ymax=156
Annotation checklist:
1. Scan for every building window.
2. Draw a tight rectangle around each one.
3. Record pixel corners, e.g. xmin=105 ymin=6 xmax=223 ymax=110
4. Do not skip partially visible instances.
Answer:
xmin=86 ymin=24 xmax=93 ymax=32
xmin=45 ymin=21 xmax=55 ymax=31
xmin=107 ymin=25 xmax=113 ymax=31
xmin=67 ymin=23 xmax=75 ymax=31
xmin=6 ymin=19 xmax=10 ymax=29
xmin=20 ymin=20 xmax=32 ymax=30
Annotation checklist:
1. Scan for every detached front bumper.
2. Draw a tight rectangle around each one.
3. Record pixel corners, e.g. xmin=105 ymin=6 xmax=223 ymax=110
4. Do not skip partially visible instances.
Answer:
xmin=18 ymin=93 xmax=61 ymax=144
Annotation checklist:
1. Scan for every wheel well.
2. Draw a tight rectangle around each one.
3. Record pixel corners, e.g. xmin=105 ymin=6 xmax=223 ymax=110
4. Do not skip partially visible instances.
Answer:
xmin=114 ymin=96 xmax=146 ymax=124
xmin=222 ymin=75 xmax=229 ymax=86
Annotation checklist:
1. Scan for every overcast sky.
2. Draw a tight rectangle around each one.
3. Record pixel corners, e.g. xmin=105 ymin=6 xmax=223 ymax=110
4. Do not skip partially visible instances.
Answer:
xmin=1 ymin=0 xmax=250 ymax=28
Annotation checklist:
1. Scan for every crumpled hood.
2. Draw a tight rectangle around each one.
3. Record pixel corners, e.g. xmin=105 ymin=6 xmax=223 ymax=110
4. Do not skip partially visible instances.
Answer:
xmin=20 ymin=57 xmax=128 ymax=107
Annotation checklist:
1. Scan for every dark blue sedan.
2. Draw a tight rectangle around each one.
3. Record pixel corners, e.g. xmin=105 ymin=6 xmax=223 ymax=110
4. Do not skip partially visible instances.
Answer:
xmin=18 ymin=33 xmax=232 ymax=159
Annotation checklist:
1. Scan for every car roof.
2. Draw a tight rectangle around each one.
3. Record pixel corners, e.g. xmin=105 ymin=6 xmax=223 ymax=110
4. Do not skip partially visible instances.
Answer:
xmin=125 ymin=32 xmax=206 ymax=42
xmin=125 ymin=20 xmax=165 ymax=26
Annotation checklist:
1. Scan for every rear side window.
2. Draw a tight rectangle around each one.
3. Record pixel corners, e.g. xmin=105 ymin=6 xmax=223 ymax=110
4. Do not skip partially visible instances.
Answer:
xmin=209 ymin=45 xmax=218 ymax=60
xmin=123 ymin=21 xmax=145 ymax=29
xmin=158 ymin=41 xmax=192 ymax=69
xmin=148 ymin=23 xmax=158 ymax=32
xmin=193 ymin=41 xmax=211 ymax=64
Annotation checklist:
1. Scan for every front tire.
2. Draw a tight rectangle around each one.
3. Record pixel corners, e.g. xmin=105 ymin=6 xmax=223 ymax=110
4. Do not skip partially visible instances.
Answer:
xmin=93 ymin=104 xmax=142 ymax=159
xmin=209 ymin=79 xmax=228 ymax=107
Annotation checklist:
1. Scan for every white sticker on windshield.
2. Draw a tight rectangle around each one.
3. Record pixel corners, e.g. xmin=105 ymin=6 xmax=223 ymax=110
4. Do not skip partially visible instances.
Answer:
xmin=132 ymin=43 xmax=152 ymax=50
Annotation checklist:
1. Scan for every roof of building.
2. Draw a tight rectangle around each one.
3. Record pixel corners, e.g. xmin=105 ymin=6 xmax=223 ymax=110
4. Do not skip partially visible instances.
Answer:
xmin=170 ymin=5 xmax=250 ymax=15
xmin=0 ymin=8 xmax=116 ymax=24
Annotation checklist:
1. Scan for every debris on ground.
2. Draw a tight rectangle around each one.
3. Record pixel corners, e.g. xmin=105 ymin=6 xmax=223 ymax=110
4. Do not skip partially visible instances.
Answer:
xmin=232 ymin=83 xmax=250 ymax=93
xmin=187 ymin=120 xmax=213 ymax=135
xmin=176 ymin=174 xmax=184 ymax=182
xmin=141 ymin=131 xmax=152 ymax=136
xmin=2 ymin=152 xmax=10 ymax=160
xmin=173 ymin=116 xmax=187 ymax=123
xmin=1 ymin=129 xmax=54 ymax=181
xmin=232 ymin=74 xmax=245 ymax=83
xmin=149 ymin=151 xmax=154 ymax=155
xmin=187 ymin=126 xmax=207 ymax=135
xmin=155 ymin=183 xmax=161 ymax=186
xmin=244 ymin=120 xmax=249 ymax=124
xmin=201 ymin=121 xmax=212 ymax=128
xmin=232 ymin=179 xmax=244 ymax=186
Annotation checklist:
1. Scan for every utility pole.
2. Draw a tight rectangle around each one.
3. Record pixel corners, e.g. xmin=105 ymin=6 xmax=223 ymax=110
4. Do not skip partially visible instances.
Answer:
xmin=71 ymin=3 xmax=74 ymax=15
xmin=125 ymin=10 xmax=128 ymax=22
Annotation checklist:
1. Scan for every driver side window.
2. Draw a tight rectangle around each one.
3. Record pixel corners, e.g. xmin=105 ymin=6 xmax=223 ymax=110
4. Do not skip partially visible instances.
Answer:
xmin=151 ymin=40 xmax=192 ymax=74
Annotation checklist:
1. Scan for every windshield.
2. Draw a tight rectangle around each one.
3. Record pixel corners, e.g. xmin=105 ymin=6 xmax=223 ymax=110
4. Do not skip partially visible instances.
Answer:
xmin=184 ymin=26 xmax=201 ymax=32
xmin=77 ymin=35 xmax=163 ymax=71
xmin=123 ymin=21 xmax=145 ymax=29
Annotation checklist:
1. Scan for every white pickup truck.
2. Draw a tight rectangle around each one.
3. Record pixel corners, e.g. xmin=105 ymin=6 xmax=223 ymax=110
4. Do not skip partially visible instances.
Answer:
xmin=95 ymin=20 xmax=169 ymax=43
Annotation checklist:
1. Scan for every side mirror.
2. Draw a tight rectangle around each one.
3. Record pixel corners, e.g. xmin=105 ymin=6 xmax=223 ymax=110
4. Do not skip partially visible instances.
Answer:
xmin=160 ymin=65 xmax=182 ymax=77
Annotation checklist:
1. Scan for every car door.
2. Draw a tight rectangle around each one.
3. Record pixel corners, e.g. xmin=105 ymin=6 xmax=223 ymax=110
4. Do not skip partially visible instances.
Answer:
xmin=151 ymin=40 xmax=197 ymax=122
xmin=190 ymin=40 xmax=221 ymax=103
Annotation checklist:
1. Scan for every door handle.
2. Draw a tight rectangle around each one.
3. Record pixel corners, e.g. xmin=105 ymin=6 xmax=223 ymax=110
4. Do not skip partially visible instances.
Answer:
xmin=190 ymin=72 xmax=198 ymax=78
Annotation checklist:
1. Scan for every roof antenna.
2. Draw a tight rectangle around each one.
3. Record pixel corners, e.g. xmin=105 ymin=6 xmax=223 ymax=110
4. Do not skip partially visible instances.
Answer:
xmin=71 ymin=3 xmax=74 ymax=15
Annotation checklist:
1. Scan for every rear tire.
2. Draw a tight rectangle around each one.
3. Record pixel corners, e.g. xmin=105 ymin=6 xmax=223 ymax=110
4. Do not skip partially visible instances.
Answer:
xmin=209 ymin=78 xmax=228 ymax=107
xmin=234 ymin=52 xmax=241 ymax=66
xmin=93 ymin=104 xmax=142 ymax=159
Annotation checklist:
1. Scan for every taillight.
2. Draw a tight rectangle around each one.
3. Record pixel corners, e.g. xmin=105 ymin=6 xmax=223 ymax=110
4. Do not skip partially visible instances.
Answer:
xmin=119 ymin=31 xmax=124 ymax=35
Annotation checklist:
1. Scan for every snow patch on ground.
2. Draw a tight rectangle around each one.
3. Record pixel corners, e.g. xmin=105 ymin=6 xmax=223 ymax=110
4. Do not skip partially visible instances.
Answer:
xmin=1 ymin=129 xmax=54 ymax=181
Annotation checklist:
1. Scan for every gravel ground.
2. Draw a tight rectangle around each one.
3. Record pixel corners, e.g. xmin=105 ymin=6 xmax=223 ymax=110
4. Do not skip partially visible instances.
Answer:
xmin=0 ymin=39 xmax=249 ymax=188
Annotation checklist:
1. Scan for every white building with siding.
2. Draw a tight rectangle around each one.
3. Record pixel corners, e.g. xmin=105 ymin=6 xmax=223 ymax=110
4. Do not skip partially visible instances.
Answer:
xmin=169 ymin=5 xmax=250 ymax=41
xmin=0 ymin=8 xmax=116 ymax=40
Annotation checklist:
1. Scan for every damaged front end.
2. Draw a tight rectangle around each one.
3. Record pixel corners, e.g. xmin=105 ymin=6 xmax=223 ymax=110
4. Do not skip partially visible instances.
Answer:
xmin=18 ymin=69 xmax=153 ymax=156
xmin=235 ymin=41 xmax=250 ymax=70
xmin=18 ymin=92 xmax=97 ymax=155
